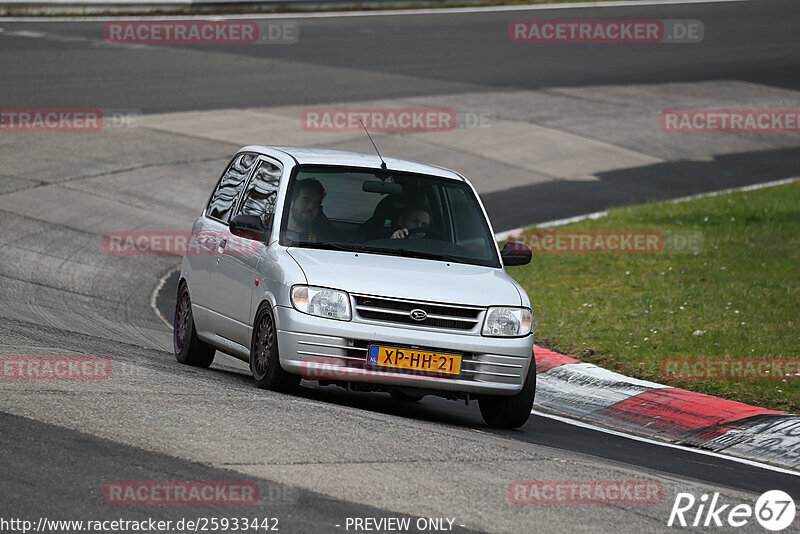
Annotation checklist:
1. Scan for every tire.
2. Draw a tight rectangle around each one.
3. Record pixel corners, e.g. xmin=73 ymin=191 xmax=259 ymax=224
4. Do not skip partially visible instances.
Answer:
xmin=173 ymin=283 xmax=215 ymax=368
xmin=390 ymin=390 xmax=425 ymax=402
xmin=479 ymin=353 xmax=536 ymax=429
xmin=250 ymin=305 xmax=300 ymax=393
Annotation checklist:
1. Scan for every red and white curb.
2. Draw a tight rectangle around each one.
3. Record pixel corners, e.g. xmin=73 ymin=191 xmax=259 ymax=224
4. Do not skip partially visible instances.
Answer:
xmin=497 ymin=179 xmax=800 ymax=472
xmin=533 ymin=345 xmax=800 ymax=472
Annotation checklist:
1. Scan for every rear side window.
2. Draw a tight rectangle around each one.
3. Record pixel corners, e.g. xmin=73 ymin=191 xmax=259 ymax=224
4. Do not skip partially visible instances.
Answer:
xmin=237 ymin=159 xmax=283 ymax=229
xmin=206 ymin=153 xmax=258 ymax=222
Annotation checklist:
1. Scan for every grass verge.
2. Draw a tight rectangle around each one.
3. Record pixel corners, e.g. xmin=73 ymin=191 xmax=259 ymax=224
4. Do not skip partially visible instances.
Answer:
xmin=508 ymin=181 xmax=800 ymax=414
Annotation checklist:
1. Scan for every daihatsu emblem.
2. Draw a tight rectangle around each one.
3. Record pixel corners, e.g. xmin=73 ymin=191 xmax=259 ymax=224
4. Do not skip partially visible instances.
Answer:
xmin=409 ymin=309 xmax=428 ymax=321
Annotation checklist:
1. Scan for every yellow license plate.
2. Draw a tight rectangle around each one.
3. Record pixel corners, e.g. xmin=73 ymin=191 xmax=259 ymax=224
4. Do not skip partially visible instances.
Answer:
xmin=368 ymin=345 xmax=461 ymax=376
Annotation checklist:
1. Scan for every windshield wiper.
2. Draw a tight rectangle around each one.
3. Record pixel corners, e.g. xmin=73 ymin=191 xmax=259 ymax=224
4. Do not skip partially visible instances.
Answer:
xmin=357 ymin=245 xmax=467 ymax=264
xmin=290 ymin=241 xmax=469 ymax=264
xmin=288 ymin=240 xmax=357 ymax=252
xmin=394 ymin=248 xmax=468 ymax=264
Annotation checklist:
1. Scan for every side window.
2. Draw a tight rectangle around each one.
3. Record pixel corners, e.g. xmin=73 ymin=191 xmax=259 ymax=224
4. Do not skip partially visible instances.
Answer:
xmin=237 ymin=159 xmax=282 ymax=229
xmin=206 ymin=153 xmax=258 ymax=223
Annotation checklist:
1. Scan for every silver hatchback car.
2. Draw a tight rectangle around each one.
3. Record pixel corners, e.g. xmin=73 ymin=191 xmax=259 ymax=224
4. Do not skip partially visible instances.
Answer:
xmin=174 ymin=146 xmax=536 ymax=427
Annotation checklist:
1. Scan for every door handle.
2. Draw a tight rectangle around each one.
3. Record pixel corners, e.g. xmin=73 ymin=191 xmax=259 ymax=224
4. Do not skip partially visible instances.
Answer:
xmin=196 ymin=233 xmax=216 ymax=250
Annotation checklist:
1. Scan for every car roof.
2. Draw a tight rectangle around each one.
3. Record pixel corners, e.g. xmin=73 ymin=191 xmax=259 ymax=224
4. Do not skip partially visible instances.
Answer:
xmin=240 ymin=145 xmax=465 ymax=182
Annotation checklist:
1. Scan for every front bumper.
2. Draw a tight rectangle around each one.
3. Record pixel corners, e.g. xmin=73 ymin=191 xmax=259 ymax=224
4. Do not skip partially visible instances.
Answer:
xmin=274 ymin=305 xmax=533 ymax=396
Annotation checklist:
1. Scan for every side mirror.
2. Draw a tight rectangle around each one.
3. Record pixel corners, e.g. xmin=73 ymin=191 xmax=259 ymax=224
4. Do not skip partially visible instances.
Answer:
xmin=500 ymin=241 xmax=532 ymax=266
xmin=229 ymin=214 xmax=269 ymax=240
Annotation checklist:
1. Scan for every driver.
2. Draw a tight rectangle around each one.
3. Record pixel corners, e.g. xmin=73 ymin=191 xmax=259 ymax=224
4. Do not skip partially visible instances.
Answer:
xmin=390 ymin=204 xmax=431 ymax=239
xmin=286 ymin=178 xmax=326 ymax=242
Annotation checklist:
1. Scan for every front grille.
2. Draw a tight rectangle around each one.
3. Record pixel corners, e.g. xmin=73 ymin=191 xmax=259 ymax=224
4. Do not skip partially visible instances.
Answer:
xmin=353 ymin=295 xmax=483 ymax=331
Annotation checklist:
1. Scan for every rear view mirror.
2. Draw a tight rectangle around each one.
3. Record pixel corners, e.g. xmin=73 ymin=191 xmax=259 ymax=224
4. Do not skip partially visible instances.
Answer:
xmin=229 ymin=214 xmax=269 ymax=240
xmin=363 ymin=181 xmax=403 ymax=195
xmin=500 ymin=241 xmax=532 ymax=266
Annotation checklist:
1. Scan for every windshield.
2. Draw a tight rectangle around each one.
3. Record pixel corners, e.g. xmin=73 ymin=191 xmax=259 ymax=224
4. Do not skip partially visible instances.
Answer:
xmin=278 ymin=165 xmax=500 ymax=267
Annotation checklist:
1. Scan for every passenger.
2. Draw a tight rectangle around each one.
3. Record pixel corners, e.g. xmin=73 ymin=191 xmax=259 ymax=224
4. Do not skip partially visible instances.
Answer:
xmin=285 ymin=179 xmax=326 ymax=242
xmin=390 ymin=204 xmax=431 ymax=239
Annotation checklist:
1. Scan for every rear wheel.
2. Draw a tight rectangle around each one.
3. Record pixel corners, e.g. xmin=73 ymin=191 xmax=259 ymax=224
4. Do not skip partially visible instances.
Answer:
xmin=173 ymin=284 xmax=215 ymax=368
xmin=250 ymin=305 xmax=300 ymax=393
xmin=479 ymin=354 xmax=536 ymax=429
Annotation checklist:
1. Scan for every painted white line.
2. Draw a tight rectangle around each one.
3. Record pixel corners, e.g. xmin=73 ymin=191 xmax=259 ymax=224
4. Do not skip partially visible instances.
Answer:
xmin=150 ymin=268 xmax=175 ymax=330
xmin=495 ymin=210 xmax=608 ymax=240
xmin=0 ymin=0 xmax=748 ymax=22
xmin=494 ymin=176 xmax=800 ymax=239
xmin=532 ymin=409 xmax=800 ymax=476
xmin=667 ymin=176 xmax=800 ymax=204
xmin=2 ymin=30 xmax=45 ymax=37
xmin=536 ymin=210 xmax=608 ymax=228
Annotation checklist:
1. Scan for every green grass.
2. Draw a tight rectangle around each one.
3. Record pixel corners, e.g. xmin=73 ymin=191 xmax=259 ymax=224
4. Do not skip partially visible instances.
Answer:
xmin=507 ymin=181 xmax=800 ymax=414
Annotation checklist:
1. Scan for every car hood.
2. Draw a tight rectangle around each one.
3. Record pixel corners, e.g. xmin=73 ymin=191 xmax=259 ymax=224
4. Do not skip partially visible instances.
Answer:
xmin=286 ymin=248 xmax=522 ymax=307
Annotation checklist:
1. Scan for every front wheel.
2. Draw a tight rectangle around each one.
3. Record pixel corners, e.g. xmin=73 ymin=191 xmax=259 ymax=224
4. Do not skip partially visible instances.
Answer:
xmin=250 ymin=305 xmax=300 ymax=393
xmin=479 ymin=353 xmax=536 ymax=429
xmin=173 ymin=284 xmax=215 ymax=368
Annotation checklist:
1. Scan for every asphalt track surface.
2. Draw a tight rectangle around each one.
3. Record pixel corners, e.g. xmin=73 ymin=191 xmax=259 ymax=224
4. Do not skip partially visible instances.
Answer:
xmin=1 ymin=1 xmax=800 ymax=533
xmin=2 ymin=0 xmax=800 ymax=229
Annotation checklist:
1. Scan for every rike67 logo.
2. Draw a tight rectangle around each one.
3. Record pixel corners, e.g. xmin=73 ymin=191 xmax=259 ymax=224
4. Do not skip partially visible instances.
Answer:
xmin=668 ymin=490 xmax=795 ymax=531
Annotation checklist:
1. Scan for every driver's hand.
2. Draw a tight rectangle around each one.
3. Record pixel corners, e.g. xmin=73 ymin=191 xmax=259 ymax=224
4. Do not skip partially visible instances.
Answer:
xmin=390 ymin=228 xmax=409 ymax=239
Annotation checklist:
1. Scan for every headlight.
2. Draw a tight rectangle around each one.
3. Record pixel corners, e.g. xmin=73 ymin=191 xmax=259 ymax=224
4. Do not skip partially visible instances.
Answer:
xmin=291 ymin=285 xmax=352 ymax=321
xmin=482 ymin=307 xmax=532 ymax=337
